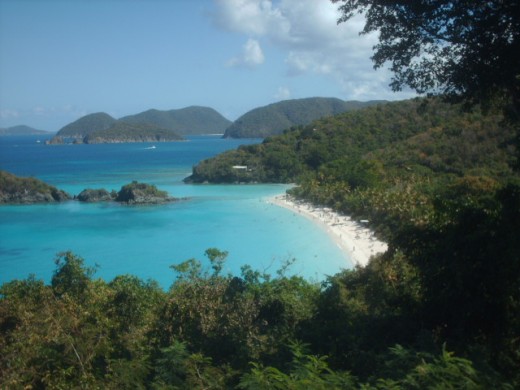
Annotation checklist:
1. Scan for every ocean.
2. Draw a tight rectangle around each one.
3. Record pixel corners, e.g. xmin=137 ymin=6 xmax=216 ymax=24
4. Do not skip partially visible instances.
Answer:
xmin=0 ymin=135 xmax=352 ymax=288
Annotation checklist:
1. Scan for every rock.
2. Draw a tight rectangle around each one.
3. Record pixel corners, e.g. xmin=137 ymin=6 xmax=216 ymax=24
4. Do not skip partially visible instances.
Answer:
xmin=115 ymin=181 xmax=177 ymax=204
xmin=45 ymin=136 xmax=64 ymax=145
xmin=76 ymin=188 xmax=114 ymax=202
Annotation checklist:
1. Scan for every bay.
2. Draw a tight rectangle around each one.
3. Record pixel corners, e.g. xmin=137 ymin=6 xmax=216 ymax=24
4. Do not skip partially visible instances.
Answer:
xmin=0 ymin=135 xmax=351 ymax=287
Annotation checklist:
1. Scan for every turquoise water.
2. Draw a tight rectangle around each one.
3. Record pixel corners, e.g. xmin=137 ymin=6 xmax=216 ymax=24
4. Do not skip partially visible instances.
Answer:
xmin=0 ymin=135 xmax=351 ymax=288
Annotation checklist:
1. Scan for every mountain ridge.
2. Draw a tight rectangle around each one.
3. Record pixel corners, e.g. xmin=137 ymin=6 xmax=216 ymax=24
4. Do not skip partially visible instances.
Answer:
xmin=119 ymin=106 xmax=231 ymax=135
xmin=223 ymin=97 xmax=386 ymax=138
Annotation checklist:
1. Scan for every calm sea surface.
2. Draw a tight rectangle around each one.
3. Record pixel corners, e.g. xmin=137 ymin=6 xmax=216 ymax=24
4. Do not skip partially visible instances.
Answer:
xmin=0 ymin=135 xmax=351 ymax=288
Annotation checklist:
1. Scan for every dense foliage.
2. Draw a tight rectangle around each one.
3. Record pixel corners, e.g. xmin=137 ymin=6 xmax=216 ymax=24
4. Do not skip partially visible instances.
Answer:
xmin=333 ymin=0 xmax=520 ymax=119
xmin=186 ymin=98 xmax=516 ymax=186
xmin=119 ymin=106 xmax=232 ymax=136
xmin=223 ymin=97 xmax=384 ymax=138
xmin=2 ymin=249 xmax=512 ymax=388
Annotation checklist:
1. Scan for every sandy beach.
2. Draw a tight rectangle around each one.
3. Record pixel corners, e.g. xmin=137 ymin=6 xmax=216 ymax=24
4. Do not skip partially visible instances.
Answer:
xmin=268 ymin=194 xmax=388 ymax=268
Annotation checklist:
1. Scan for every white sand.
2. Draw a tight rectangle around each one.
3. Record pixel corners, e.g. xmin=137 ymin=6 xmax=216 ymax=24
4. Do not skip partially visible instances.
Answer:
xmin=267 ymin=194 xmax=388 ymax=267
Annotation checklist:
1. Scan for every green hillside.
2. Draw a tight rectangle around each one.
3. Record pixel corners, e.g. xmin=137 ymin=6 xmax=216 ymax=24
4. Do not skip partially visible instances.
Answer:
xmin=119 ymin=106 xmax=231 ymax=135
xmin=188 ymin=98 xmax=514 ymax=184
xmin=223 ymin=97 xmax=384 ymax=138
xmin=55 ymin=112 xmax=117 ymax=138
xmin=84 ymin=122 xmax=183 ymax=143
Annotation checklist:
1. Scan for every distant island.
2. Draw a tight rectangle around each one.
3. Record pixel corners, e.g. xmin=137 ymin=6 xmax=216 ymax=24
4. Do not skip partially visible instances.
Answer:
xmin=46 ymin=106 xmax=232 ymax=144
xmin=46 ymin=113 xmax=184 ymax=145
xmin=1 ymin=98 xmax=391 ymax=144
xmin=120 ymin=106 xmax=231 ymax=136
xmin=1 ymin=97 xmax=391 ymax=144
xmin=0 ymin=171 xmax=178 ymax=205
xmin=83 ymin=122 xmax=183 ymax=144
xmin=223 ymin=97 xmax=385 ymax=138
xmin=0 ymin=125 xmax=51 ymax=136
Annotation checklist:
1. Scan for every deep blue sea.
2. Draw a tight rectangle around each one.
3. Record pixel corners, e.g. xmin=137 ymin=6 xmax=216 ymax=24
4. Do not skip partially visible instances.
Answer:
xmin=0 ymin=135 xmax=351 ymax=288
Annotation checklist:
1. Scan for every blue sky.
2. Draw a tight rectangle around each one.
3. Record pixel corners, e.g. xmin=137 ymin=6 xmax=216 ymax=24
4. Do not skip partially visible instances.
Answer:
xmin=0 ymin=0 xmax=415 ymax=131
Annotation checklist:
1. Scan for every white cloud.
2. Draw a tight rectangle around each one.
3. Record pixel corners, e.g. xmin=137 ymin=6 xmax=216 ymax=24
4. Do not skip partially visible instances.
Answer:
xmin=33 ymin=106 xmax=47 ymax=115
xmin=214 ymin=0 xmax=290 ymax=38
xmin=0 ymin=108 xmax=20 ymax=119
xmin=275 ymin=86 xmax=291 ymax=100
xmin=214 ymin=0 xmax=411 ymax=99
xmin=227 ymin=38 xmax=265 ymax=68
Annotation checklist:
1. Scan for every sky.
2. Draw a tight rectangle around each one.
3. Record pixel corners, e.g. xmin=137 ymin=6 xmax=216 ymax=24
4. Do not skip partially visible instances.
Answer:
xmin=0 ymin=0 xmax=416 ymax=131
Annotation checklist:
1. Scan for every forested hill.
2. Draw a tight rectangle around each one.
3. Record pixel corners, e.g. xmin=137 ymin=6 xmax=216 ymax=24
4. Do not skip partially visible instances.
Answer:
xmin=51 ymin=107 xmax=231 ymax=143
xmin=187 ymin=97 xmax=516 ymax=185
xmin=119 ymin=106 xmax=232 ymax=135
xmin=223 ymin=97 xmax=384 ymax=138
xmin=55 ymin=112 xmax=117 ymax=138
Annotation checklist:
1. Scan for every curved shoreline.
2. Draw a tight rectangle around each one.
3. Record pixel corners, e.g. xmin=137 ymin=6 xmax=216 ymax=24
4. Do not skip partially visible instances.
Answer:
xmin=267 ymin=194 xmax=387 ymax=268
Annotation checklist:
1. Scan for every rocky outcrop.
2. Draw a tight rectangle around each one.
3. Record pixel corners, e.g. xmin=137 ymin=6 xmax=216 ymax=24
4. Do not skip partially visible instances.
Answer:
xmin=0 ymin=171 xmax=180 ymax=206
xmin=45 ymin=136 xmax=65 ymax=145
xmin=76 ymin=188 xmax=115 ymax=202
xmin=115 ymin=181 xmax=176 ymax=204
xmin=0 ymin=171 xmax=71 ymax=204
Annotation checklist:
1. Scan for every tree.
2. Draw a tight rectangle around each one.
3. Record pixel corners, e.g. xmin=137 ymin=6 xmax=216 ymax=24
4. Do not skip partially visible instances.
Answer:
xmin=333 ymin=0 xmax=520 ymax=118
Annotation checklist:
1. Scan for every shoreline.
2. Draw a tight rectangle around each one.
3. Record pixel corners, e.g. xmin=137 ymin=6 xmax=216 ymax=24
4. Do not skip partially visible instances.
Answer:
xmin=267 ymin=194 xmax=388 ymax=268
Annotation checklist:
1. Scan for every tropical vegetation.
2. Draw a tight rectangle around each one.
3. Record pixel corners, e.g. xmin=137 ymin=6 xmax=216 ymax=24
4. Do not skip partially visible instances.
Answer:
xmin=2 ymin=249 xmax=509 ymax=388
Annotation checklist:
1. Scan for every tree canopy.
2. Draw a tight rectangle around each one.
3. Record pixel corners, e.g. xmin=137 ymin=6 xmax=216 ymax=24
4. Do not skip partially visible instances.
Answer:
xmin=333 ymin=0 xmax=520 ymax=118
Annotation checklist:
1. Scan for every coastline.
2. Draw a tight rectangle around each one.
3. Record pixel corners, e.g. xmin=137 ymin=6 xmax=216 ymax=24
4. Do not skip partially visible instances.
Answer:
xmin=267 ymin=194 xmax=388 ymax=268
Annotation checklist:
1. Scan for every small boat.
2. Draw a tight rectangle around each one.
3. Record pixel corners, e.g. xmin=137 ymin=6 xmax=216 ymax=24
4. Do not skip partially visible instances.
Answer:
xmin=145 ymin=145 xmax=156 ymax=150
